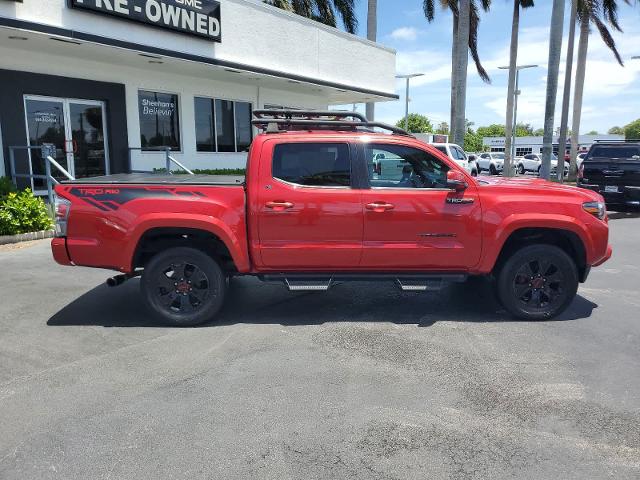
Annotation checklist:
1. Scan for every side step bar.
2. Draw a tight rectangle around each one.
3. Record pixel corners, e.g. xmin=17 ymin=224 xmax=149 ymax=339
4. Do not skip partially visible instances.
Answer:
xmin=259 ymin=273 xmax=467 ymax=293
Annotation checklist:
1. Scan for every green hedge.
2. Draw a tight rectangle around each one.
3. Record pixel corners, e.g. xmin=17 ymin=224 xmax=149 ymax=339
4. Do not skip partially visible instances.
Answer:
xmin=0 ymin=181 xmax=53 ymax=236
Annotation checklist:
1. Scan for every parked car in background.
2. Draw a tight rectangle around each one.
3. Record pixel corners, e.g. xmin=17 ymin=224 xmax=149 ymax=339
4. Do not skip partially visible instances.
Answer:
xmin=477 ymin=152 xmax=505 ymax=175
xmin=466 ymin=153 xmax=481 ymax=173
xmin=577 ymin=141 xmax=640 ymax=208
xmin=577 ymin=152 xmax=588 ymax=168
xmin=517 ymin=153 xmax=567 ymax=176
xmin=432 ymin=143 xmax=478 ymax=176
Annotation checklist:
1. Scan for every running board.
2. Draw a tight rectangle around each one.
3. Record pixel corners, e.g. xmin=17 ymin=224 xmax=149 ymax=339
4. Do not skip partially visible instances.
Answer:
xmin=284 ymin=278 xmax=333 ymax=291
xmin=259 ymin=273 xmax=467 ymax=293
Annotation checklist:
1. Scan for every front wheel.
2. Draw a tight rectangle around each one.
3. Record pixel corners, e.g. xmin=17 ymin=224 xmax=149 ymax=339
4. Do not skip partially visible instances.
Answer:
xmin=490 ymin=165 xmax=497 ymax=175
xmin=496 ymin=244 xmax=578 ymax=320
xmin=141 ymin=247 xmax=227 ymax=326
xmin=518 ymin=164 xmax=525 ymax=175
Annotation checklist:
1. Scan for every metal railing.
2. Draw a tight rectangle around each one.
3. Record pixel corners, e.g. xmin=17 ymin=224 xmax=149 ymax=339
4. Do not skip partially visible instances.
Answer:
xmin=9 ymin=145 xmax=75 ymax=205
xmin=128 ymin=146 xmax=194 ymax=175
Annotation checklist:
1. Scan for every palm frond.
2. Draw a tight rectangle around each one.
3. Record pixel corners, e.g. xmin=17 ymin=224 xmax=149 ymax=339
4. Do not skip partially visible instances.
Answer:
xmin=519 ymin=0 xmax=535 ymax=8
xmin=590 ymin=13 xmax=624 ymax=65
xmin=423 ymin=0 xmax=436 ymax=21
xmin=469 ymin=0 xmax=491 ymax=83
xmin=331 ymin=0 xmax=358 ymax=33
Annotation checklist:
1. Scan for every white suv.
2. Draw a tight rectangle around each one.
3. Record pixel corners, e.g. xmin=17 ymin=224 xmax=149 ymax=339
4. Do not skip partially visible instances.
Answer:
xmin=477 ymin=152 xmax=505 ymax=175
xmin=431 ymin=143 xmax=478 ymax=176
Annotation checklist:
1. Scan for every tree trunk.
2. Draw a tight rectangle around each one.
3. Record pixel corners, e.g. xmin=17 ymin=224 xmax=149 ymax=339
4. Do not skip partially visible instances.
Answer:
xmin=453 ymin=0 xmax=470 ymax=147
xmin=540 ymin=0 xmax=565 ymax=180
xmin=556 ymin=0 xmax=577 ymax=182
xmin=504 ymin=0 xmax=520 ymax=177
xmin=365 ymin=0 xmax=377 ymax=121
xmin=570 ymin=18 xmax=589 ymax=181
xmin=449 ymin=15 xmax=459 ymax=143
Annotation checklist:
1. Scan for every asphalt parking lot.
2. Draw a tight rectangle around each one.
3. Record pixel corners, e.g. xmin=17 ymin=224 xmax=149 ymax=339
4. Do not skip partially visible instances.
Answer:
xmin=1 ymin=212 xmax=639 ymax=480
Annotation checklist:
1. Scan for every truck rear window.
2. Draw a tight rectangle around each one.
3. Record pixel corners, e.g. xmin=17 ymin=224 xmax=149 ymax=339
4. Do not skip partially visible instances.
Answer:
xmin=272 ymin=143 xmax=351 ymax=187
xmin=589 ymin=146 xmax=640 ymax=159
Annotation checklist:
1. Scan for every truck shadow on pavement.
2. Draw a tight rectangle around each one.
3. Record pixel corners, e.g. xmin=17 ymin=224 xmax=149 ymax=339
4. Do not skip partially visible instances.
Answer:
xmin=48 ymin=276 xmax=598 ymax=328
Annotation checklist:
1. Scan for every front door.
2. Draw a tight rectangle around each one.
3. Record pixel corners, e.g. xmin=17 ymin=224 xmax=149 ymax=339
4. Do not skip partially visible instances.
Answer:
xmin=24 ymin=96 xmax=109 ymax=193
xmin=256 ymin=140 xmax=363 ymax=270
xmin=361 ymin=143 xmax=482 ymax=270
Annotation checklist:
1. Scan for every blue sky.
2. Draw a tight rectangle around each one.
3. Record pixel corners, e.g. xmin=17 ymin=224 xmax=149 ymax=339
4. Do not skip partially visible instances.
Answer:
xmin=346 ymin=1 xmax=640 ymax=134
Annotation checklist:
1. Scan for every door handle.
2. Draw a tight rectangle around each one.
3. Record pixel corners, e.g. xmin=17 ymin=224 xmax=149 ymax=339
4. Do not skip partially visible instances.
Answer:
xmin=265 ymin=201 xmax=294 ymax=211
xmin=366 ymin=202 xmax=395 ymax=212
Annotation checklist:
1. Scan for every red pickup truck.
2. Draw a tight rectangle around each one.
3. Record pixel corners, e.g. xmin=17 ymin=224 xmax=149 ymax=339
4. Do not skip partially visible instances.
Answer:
xmin=51 ymin=110 xmax=611 ymax=326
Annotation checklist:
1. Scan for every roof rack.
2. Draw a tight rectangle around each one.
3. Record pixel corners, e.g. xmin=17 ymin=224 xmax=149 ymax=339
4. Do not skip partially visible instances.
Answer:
xmin=252 ymin=109 xmax=412 ymax=136
xmin=593 ymin=139 xmax=640 ymax=143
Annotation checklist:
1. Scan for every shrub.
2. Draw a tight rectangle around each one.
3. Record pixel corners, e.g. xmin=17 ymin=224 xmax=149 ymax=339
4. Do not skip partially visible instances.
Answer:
xmin=0 ymin=189 xmax=53 ymax=236
xmin=0 ymin=176 xmax=17 ymax=199
xmin=624 ymin=119 xmax=640 ymax=140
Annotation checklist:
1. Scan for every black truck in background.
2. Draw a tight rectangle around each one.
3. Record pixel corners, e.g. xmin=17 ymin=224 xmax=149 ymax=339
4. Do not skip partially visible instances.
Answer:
xmin=577 ymin=140 xmax=640 ymax=208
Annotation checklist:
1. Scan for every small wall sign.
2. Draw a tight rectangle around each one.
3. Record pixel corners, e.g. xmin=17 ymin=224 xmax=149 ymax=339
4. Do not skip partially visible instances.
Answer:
xmin=69 ymin=0 xmax=221 ymax=42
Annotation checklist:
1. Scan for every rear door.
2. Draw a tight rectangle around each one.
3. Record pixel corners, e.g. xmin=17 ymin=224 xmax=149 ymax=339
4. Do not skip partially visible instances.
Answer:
xmin=360 ymin=142 xmax=482 ymax=270
xmin=256 ymin=140 xmax=363 ymax=270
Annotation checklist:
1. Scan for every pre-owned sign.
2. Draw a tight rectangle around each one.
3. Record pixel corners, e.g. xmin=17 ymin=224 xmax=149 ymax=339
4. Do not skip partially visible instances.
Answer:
xmin=70 ymin=0 xmax=221 ymax=42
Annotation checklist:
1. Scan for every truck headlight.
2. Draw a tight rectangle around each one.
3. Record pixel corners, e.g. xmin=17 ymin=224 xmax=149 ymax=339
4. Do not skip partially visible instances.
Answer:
xmin=54 ymin=195 xmax=72 ymax=237
xmin=583 ymin=201 xmax=606 ymax=220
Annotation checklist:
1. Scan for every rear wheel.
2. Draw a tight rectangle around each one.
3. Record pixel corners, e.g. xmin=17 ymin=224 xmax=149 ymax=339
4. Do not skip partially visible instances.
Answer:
xmin=141 ymin=247 xmax=227 ymax=326
xmin=496 ymin=244 xmax=578 ymax=320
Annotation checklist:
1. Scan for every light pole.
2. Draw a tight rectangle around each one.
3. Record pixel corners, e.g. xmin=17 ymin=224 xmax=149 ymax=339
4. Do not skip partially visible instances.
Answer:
xmin=498 ymin=64 xmax=538 ymax=162
xmin=396 ymin=73 xmax=424 ymax=132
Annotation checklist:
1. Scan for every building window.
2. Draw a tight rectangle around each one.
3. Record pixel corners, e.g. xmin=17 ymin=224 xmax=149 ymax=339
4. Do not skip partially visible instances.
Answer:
xmin=194 ymin=97 xmax=253 ymax=153
xmin=515 ymin=147 xmax=533 ymax=156
xmin=138 ymin=90 xmax=180 ymax=151
xmin=490 ymin=147 xmax=505 ymax=152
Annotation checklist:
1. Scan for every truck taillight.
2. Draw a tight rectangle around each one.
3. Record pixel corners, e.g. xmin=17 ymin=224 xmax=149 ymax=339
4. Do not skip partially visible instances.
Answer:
xmin=54 ymin=195 xmax=71 ymax=237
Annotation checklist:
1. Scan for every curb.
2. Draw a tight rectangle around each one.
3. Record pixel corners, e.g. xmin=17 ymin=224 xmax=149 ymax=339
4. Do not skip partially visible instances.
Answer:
xmin=0 ymin=230 xmax=55 ymax=246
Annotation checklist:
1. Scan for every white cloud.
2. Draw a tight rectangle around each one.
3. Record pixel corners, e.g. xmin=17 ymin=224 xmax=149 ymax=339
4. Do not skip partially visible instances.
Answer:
xmin=390 ymin=27 xmax=421 ymax=41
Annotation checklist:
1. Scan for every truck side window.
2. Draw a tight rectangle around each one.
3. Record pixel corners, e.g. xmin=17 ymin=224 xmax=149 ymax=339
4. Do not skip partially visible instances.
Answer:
xmin=366 ymin=144 xmax=449 ymax=189
xmin=272 ymin=143 xmax=351 ymax=187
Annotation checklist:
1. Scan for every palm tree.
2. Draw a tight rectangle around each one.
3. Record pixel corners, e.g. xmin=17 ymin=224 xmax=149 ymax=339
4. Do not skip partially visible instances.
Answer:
xmin=569 ymin=0 xmax=628 ymax=180
xmin=265 ymin=0 xmax=358 ymax=33
xmin=424 ymin=1 xmax=491 ymax=145
xmin=365 ymin=0 xmax=378 ymax=121
xmin=504 ymin=0 xmax=535 ymax=178
xmin=540 ymin=0 xmax=565 ymax=180
xmin=556 ymin=0 xmax=578 ymax=182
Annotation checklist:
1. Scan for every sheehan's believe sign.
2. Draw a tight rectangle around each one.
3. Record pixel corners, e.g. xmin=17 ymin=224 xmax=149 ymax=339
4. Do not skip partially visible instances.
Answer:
xmin=70 ymin=0 xmax=221 ymax=42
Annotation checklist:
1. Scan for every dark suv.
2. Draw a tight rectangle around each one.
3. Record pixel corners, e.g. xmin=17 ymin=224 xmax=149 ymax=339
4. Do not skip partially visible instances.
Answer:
xmin=577 ymin=141 xmax=640 ymax=207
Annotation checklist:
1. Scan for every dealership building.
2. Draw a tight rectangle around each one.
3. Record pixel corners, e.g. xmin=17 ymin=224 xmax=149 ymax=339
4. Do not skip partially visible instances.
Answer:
xmin=0 ymin=0 xmax=397 ymax=193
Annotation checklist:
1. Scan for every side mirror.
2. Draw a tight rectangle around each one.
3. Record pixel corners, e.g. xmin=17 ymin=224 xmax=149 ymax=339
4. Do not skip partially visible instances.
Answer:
xmin=447 ymin=170 xmax=468 ymax=192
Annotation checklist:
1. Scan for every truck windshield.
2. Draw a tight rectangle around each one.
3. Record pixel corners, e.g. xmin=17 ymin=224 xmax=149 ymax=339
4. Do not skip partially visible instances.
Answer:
xmin=589 ymin=146 xmax=640 ymax=159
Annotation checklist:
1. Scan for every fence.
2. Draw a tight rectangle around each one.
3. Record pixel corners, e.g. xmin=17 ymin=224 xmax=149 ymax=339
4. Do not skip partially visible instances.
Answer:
xmin=127 ymin=147 xmax=194 ymax=175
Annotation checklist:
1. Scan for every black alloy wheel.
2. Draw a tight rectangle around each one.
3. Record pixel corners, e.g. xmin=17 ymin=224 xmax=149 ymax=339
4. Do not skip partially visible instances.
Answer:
xmin=141 ymin=247 xmax=226 ymax=326
xmin=490 ymin=165 xmax=497 ymax=175
xmin=497 ymin=244 xmax=578 ymax=320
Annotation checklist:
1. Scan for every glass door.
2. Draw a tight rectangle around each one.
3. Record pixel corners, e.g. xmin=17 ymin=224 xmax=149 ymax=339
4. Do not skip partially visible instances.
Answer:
xmin=24 ymin=97 xmax=69 ymax=193
xmin=24 ymin=96 xmax=109 ymax=194
xmin=68 ymin=100 xmax=109 ymax=179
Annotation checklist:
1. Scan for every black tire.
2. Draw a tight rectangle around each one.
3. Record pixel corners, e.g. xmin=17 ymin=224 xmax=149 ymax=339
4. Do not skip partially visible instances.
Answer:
xmin=518 ymin=164 xmax=525 ymax=175
xmin=490 ymin=164 xmax=497 ymax=175
xmin=141 ymin=247 xmax=227 ymax=326
xmin=496 ymin=244 xmax=578 ymax=320
xmin=537 ymin=165 xmax=542 ymax=176
xmin=471 ymin=168 xmax=478 ymax=177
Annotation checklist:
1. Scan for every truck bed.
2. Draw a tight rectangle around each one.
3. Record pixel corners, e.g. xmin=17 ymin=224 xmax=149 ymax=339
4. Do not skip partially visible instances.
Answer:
xmin=62 ymin=173 xmax=245 ymax=186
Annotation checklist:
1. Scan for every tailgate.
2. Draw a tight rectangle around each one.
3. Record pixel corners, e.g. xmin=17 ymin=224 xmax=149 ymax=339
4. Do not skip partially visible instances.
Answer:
xmin=582 ymin=159 xmax=640 ymax=187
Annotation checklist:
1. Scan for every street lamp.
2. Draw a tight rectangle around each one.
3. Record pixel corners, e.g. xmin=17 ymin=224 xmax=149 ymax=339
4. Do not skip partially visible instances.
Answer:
xmin=498 ymin=64 xmax=538 ymax=162
xmin=396 ymin=73 xmax=424 ymax=132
